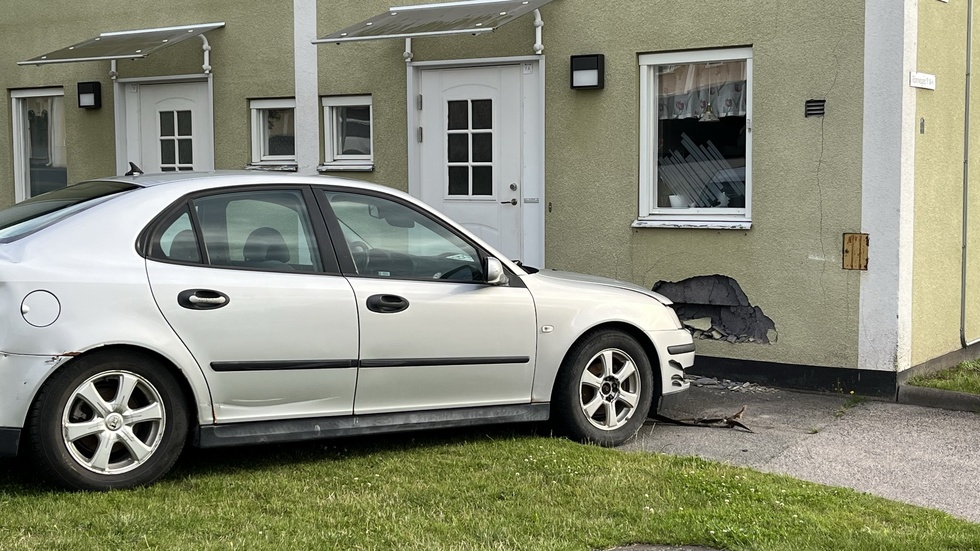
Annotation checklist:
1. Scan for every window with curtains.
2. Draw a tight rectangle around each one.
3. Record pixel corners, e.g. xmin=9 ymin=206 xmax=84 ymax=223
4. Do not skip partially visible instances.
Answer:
xmin=320 ymin=95 xmax=373 ymax=171
xmin=11 ymin=88 xmax=69 ymax=202
xmin=637 ymin=47 xmax=753 ymax=228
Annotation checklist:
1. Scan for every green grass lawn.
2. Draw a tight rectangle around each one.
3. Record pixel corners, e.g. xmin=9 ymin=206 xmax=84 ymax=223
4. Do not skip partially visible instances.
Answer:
xmin=1 ymin=427 xmax=978 ymax=550
xmin=908 ymin=359 xmax=980 ymax=395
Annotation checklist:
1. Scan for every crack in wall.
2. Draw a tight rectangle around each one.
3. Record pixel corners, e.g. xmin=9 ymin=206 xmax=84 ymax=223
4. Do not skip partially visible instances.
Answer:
xmin=653 ymin=274 xmax=777 ymax=344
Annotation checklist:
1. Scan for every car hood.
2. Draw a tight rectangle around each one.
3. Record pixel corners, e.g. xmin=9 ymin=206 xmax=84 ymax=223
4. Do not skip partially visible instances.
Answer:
xmin=527 ymin=270 xmax=673 ymax=305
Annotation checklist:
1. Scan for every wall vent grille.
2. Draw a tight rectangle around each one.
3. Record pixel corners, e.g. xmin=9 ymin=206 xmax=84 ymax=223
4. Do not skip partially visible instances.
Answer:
xmin=805 ymin=99 xmax=826 ymax=117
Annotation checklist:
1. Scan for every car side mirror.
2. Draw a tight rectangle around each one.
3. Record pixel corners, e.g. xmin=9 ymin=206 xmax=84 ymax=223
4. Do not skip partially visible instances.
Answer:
xmin=485 ymin=257 xmax=508 ymax=286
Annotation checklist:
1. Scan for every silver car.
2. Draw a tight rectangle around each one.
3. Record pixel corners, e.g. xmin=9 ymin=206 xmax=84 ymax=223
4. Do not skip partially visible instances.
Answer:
xmin=0 ymin=172 xmax=693 ymax=490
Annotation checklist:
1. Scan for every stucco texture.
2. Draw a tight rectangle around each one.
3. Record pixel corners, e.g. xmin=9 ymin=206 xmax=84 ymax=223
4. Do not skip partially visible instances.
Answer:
xmin=911 ymin=0 xmax=979 ymax=366
xmin=319 ymin=1 xmax=866 ymax=369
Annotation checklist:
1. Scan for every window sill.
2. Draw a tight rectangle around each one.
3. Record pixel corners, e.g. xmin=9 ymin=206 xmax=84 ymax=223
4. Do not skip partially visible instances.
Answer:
xmin=246 ymin=163 xmax=298 ymax=172
xmin=631 ymin=218 xmax=752 ymax=230
xmin=318 ymin=162 xmax=374 ymax=173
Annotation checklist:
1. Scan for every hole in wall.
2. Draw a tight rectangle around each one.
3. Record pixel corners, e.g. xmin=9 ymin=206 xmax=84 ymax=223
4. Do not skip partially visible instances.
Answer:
xmin=653 ymin=274 xmax=777 ymax=344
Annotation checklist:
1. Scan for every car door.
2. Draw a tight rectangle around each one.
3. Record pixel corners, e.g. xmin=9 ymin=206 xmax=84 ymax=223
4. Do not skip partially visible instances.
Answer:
xmin=144 ymin=186 xmax=359 ymax=423
xmin=316 ymin=188 xmax=537 ymax=415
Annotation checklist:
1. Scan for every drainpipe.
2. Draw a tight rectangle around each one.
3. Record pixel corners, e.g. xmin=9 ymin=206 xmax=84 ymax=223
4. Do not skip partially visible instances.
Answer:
xmin=961 ymin=0 xmax=977 ymax=348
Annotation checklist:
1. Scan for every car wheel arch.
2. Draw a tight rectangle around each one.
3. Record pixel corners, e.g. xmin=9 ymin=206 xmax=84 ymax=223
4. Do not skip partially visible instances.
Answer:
xmin=30 ymin=344 xmax=201 ymax=430
xmin=550 ymin=321 xmax=663 ymax=403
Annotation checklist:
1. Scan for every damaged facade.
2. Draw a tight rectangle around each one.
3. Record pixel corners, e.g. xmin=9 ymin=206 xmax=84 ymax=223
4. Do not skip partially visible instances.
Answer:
xmin=1 ymin=0 xmax=978 ymax=396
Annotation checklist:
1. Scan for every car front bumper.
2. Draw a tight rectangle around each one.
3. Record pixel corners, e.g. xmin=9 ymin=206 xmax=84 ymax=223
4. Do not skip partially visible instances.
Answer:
xmin=646 ymin=328 xmax=695 ymax=396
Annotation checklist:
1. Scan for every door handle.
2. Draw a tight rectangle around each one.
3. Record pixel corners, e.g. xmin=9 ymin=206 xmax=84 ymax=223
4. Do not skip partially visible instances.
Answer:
xmin=366 ymin=294 xmax=410 ymax=314
xmin=177 ymin=289 xmax=230 ymax=310
xmin=500 ymin=198 xmax=517 ymax=205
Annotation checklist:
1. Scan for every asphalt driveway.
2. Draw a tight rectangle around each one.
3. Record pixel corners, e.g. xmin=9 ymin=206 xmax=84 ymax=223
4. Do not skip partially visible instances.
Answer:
xmin=623 ymin=384 xmax=980 ymax=523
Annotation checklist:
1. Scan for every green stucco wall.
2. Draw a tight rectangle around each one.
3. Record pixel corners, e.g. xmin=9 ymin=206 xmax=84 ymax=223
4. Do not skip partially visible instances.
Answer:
xmin=911 ymin=0 xmax=980 ymax=366
xmin=332 ymin=0 xmax=866 ymax=368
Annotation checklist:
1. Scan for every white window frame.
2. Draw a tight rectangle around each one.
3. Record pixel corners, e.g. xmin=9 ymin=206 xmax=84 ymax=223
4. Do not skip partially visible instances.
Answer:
xmin=320 ymin=95 xmax=373 ymax=172
xmin=636 ymin=47 xmax=753 ymax=229
xmin=11 ymin=87 xmax=66 ymax=203
xmin=249 ymin=98 xmax=297 ymax=166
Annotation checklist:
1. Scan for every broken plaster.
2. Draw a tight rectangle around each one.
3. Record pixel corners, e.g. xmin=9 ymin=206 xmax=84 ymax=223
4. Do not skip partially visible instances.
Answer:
xmin=653 ymin=274 xmax=777 ymax=344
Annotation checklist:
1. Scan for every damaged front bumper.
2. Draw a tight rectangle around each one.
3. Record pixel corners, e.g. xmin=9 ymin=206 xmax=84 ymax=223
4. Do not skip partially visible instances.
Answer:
xmin=646 ymin=327 xmax=695 ymax=402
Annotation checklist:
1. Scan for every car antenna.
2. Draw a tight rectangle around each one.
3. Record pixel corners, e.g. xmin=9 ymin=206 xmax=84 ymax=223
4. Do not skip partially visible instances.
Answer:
xmin=125 ymin=162 xmax=144 ymax=176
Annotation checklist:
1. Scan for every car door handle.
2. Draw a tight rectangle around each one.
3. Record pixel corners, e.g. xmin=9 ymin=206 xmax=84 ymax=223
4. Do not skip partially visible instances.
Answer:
xmin=177 ymin=289 xmax=230 ymax=310
xmin=366 ymin=294 xmax=409 ymax=314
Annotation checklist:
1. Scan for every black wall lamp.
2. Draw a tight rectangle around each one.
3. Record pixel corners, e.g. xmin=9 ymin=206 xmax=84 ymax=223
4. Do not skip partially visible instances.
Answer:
xmin=77 ymin=81 xmax=101 ymax=109
xmin=570 ymin=54 xmax=604 ymax=90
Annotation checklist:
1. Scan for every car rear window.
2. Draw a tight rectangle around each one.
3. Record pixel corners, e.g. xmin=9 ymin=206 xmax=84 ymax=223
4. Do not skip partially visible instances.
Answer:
xmin=0 ymin=181 xmax=139 ymax=243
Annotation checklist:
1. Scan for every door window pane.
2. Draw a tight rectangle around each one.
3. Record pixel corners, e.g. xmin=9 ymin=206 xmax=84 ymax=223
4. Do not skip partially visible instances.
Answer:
xmin=448 ymin=101 xmax=468 ymax=130
xmin=148 ymin=207 xmax=201 ymax=263
xmin=176 ymin=110 xmax=192 ymax=136
xmin=472 ymin=167 xmax=493 ymax=196
xmin=448 ymin=167 xmax=469 ymax=195
xmin=325 ymin=191 xmax=483 ymax=282
xmin=445 ymin=99 xmax=494 ymax=198
xmin=159 ymin=110 xmax=194 ymax=172
xmin=471 ymin=100 xmax=492 ymax=129
xmin=192 ymin=189 xmax=321 ymax=273
xmin=448 ymin=134 xmax=468 ymax=163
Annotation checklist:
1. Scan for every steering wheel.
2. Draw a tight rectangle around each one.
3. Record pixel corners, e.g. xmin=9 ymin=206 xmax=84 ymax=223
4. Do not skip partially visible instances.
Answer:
xmin=348 ymin=240 xmax=369 ymax=254
xmin=439 ymin=264 xmax=476 ymax=280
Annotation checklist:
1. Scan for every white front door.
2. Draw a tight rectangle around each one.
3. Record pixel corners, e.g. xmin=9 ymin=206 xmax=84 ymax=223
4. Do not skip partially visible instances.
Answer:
xmin=419 ymin=66 xmax=524 ymax=262
xmin=123 ymin=82 xmax=214 ymax=173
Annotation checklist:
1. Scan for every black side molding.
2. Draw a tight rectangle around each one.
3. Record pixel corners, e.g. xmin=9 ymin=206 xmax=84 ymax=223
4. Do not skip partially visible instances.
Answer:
xmin=360 ymin=356 xmax=530 ymax=368
xmin=195 ymin=404 xmax=550 ymax=448
xmin=211 ymin=360 xmax=358 ymax=372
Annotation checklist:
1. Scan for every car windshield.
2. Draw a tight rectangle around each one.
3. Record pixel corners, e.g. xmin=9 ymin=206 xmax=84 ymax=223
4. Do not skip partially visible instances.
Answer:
xmin=0 ymin=181 xmax=138 ymax=243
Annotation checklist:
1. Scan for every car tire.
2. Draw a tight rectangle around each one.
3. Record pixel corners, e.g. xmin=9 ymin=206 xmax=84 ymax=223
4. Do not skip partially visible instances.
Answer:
xmin=27 ymin=351 xmax=188 ymax=491
xmin=552 ymin=330 xmax=655 ymax=447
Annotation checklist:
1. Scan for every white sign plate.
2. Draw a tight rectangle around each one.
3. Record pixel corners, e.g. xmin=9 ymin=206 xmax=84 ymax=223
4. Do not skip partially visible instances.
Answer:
xmin=910 ymin=72 xmax=937 ymax=90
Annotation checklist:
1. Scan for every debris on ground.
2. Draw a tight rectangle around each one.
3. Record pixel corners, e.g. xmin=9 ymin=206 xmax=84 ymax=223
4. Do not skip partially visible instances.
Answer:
xmin=686 ymin=375 xmax=774 ymax=393
xmin=647 ymin=405 xmax=754 ymax=433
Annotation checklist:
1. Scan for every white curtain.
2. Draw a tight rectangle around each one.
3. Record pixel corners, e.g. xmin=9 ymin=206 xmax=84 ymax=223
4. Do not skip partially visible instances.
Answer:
xmin=657 ymin=60 xmax=746 ymax=120
xmin=48 ymin=96 xmax=67 ymax=167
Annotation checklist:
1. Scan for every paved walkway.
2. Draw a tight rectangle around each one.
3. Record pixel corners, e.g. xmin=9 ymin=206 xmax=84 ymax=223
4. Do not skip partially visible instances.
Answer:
xmin=622 ymin=385 xmax=980 ymax=523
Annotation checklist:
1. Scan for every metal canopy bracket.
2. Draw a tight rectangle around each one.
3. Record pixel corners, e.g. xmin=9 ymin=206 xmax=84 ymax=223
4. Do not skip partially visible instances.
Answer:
xmin=18 ymin=22 xmax=225 ymax=79
xmin=315 ymin=0 xmax=553 ymax=55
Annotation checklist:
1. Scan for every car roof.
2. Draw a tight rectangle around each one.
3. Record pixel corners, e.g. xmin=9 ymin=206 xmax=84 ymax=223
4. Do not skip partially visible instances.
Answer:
xmin=97 ymin=170 xmax=404 ymax=196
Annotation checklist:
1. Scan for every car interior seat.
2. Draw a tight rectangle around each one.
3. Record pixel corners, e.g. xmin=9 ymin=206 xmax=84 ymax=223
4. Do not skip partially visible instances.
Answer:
xmin=243 ymin=227 xmax=292 ymax=270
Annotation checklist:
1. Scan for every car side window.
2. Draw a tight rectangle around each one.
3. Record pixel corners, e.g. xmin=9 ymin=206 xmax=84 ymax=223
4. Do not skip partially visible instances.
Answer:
xmin=192 ymin=189 xmax=322 ymax=273
xmin=324 ymin=190 xmax=483 ymax=282
xmin=148 ymin=206 xmax=202 ymax=263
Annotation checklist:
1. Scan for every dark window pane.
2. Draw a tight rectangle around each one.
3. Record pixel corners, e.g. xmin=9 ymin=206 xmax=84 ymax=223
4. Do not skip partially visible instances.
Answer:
xmin=448 ymin=134 xmax=468 ymax=163
xmin=472 ymin=133 xmax=492 ymax=162
xmin=161 ymin=167 xmax=177 ymax=172
xmin=177 ymin=110 xmax=192 ymax=136
xmin=448 ymin=101 xmax=468 ymax=130
xmin=472 ymin=100 xmax=492 ymax=129
xmin=448 ymin=166 xmax=469 ymax=195
xmin=178 ymin=139 xmax=193 ymax=164
xmin=159 ymin=112 xmax=174 ymax=137
xmin=161 ymin=139 xmax=176 ymax=165
xmin=339 ymin=106 xmax=371 ymax=155
xmin=472 ymin=166 xmax=492 ymax=196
